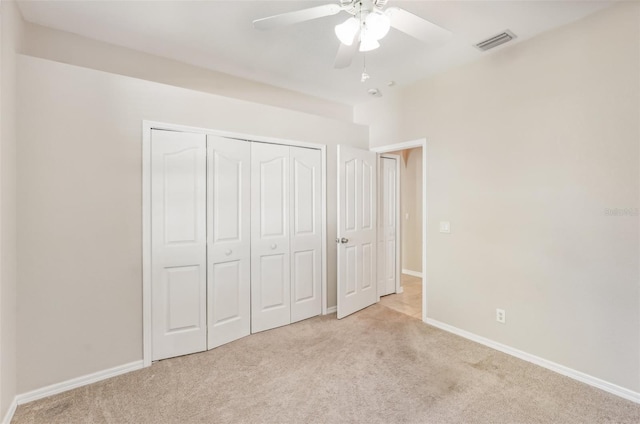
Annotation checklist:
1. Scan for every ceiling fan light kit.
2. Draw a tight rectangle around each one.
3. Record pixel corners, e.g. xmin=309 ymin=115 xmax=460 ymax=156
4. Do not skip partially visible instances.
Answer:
xmin=359 ymin=36 xmax=380 ymax=52
xmin=334 ymin=3 xmax=391 ymax=53
xmin=364 ymin=10 xmax=391 ymax=41
xmin=335 ymin=17 xmax=359 ymax=46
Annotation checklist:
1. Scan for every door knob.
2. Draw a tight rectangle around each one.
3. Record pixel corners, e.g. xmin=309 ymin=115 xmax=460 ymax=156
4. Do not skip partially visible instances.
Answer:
xmin=341 ymin=238 xmax=349 ymax=244
xmin=225 ymin=249 xmax=232 ymax=256
xmin=271 ymin=243 xmax=277 ymax=250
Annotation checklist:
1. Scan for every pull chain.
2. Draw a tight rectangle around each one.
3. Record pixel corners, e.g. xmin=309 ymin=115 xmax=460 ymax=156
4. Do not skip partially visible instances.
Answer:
xmin=361 ymin=53 xmax=370 ymax=82
xmin=359 ymin=0 xmax=370 ymax=83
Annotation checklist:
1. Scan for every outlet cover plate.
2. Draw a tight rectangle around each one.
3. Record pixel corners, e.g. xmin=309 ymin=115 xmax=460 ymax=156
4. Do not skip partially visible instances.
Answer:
xmin=439 ymin=221 xmax=451 ymax=233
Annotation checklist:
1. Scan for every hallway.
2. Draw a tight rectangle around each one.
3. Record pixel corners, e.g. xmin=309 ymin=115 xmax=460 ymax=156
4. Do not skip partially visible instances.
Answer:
xmin=378 ymin=273 xmax=422 ymax=319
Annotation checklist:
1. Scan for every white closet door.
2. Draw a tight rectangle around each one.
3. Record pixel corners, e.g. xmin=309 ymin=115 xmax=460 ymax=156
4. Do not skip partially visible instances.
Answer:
xmin=251 ymin=142 xmax=291 ymax=333
xmin=290 ymin=147 xmax=322 ymax=323
xmin=337 ymin=145 xmax=377 ymax=319
xmin=207 ymin=136 xmax=251 ymax=349
xmin=378 ymin=157 xmax=397 ymax=297
xmin=151 ymin=130 xmax=207 ymax=361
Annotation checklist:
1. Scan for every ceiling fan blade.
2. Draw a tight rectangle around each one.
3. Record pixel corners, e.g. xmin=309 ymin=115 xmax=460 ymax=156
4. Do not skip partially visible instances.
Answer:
xmin=386 ymin=7 xmax=451 ymax=46
xmin=334 ymin=28 xmax=361 ymax=69
xmin=253 ymin=4 xmax=342 ymax=30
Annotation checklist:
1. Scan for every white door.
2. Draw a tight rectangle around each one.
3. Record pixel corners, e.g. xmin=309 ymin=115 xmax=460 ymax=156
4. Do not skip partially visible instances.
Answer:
xmin=337 ymin=145 xmax=377 ymax=319
xmin=251 ymin=142 xmax=291 ymax=332
xmin=290 ymin=147 xmax=322 ymax=323
xmin=151 ymin=130 xmax=207 ymax=360
xmin=207 ymin=135 xmax=251 ymax=349
xmin=378 ymin=156 xmax=398 ymax=297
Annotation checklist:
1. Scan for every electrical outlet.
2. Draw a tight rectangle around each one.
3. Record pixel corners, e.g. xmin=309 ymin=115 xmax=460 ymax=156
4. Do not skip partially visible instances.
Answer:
xmin=496 ymin=308 xmax=506 ymax=324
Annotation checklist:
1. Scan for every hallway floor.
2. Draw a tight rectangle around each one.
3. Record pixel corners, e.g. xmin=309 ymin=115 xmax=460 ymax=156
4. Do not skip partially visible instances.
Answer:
xmin=378 ymin=273 xmax=422 ymax=319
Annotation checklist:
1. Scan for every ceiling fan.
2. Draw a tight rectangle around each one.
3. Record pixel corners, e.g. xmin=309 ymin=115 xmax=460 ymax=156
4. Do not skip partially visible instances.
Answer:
xmin=253 ymin=0 xmax=451 ymax=69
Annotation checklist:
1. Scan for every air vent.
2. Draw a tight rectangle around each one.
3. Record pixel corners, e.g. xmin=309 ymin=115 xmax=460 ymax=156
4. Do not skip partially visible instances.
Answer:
xmin=474 ymin=30 xmax=517 ymax=51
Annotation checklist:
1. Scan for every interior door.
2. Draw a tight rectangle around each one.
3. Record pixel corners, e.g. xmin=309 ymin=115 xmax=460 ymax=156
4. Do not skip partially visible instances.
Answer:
xmin=337 ymin=145 xmax=377 ymax=319
xmin=251 ymin=142 xmax=291 ymax=332
xmin=207 ymin=135 xmax=251 ymax=349
xmin=290 ymin=147 xmax=322 ymax=323
xmin=378 ymin=156 xmax=398 ymax=297
xmin=151 ymin=130 xmax=207 ymax=360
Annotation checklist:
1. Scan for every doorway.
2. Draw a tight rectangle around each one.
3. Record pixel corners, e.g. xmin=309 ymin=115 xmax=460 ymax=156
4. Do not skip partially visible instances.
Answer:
xmin=372 ymin=141 xmax=426 ymax=321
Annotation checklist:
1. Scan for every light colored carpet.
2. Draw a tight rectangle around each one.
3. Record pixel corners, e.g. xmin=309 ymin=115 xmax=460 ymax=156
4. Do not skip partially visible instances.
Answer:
xmin=13 ymin=304 xmax=640 ymax=423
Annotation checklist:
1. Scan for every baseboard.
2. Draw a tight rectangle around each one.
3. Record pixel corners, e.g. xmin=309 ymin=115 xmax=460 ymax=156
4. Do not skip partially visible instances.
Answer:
xmin=401 ymin=269 xmax=422 ymax=278
xmin=425 ymin=318 xmax=640 ymax=404
xmin=16 ymin=360 xmax=144 ymax=406
xmin=2 ymin=397 xmax=17 ymax=424
xmin=325 ymin=305 xmax=337 ymax=314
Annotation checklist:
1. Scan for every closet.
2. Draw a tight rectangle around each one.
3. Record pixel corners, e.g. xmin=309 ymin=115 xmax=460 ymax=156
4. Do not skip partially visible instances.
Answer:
xmin=150 ymin=129 xmax=322 ymax=361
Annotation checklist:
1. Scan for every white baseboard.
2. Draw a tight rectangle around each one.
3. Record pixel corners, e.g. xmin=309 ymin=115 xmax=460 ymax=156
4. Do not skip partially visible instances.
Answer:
xmin=425 ymin=318 xmax=640 ymax=404
xmin=2 ymin=397 xmax=17 ymax=424
xmin=402 ymin=269 xmax=422 ymax=278
xmin=325 ymin=306 xmax=337 ymax=314
xmin=16 ymin=360 xmax=144 ymax=406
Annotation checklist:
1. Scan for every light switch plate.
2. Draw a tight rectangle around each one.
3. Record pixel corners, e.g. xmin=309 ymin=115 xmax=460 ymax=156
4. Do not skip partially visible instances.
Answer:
xmin=439 ymin=221 xmax=451 ymax=233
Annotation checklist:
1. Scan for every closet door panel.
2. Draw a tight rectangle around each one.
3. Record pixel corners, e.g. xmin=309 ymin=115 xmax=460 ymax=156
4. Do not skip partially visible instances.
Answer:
xmin=151 ymin=130 xmax=207 ymax=361
xmin=290 ymin=147 xmax=322 ymax=323
xmin=207 ymin=136 xmax=251 ymax=349
xmin=259 ymin=254 xmax=287 ymax=309
xmin=251 ymin=142 xmax=291 ymax=333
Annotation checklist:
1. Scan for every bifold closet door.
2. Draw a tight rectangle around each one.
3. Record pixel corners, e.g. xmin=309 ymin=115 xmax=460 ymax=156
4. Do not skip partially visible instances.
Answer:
xmin=151 ymin=130 xmax=207 ymax=361
xmin=290 ymin=147 xmax=322 ymax=323
xmin=251 ymin=143 xmax=291 ymax=332
xmin=207 ymin=136 xmax=251 ymax=349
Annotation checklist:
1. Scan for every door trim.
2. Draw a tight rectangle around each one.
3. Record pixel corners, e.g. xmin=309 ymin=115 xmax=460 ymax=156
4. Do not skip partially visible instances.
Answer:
xmin=370 ymin=139 xmax=427 ymax=322
xmin=142 ymin=120 xmax=328 ymax=367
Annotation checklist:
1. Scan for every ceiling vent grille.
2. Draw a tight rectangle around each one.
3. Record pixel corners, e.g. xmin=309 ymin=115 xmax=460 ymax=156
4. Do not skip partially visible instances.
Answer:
xmin=474 ymin=30 xmax=517 ymax=51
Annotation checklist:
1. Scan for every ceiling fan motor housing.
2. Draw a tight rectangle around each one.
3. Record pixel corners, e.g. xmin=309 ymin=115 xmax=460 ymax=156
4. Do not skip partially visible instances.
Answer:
xmin=343 ymin=0 xmax=383 ymax=16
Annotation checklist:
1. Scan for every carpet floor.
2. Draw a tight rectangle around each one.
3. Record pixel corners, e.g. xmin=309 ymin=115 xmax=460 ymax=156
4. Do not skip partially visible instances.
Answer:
xmin=12 ymin=304 xmax=640 ymax=423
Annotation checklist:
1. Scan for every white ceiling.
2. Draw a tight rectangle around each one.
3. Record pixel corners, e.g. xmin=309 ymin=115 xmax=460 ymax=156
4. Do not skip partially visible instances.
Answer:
xmin=18 ymin=0 xmax=617 ymax=106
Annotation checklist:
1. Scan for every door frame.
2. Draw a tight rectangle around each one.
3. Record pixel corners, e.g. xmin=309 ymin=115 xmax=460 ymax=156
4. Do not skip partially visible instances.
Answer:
xmin=142 ymin=120 xmax=328 ymax=367
xmin=371 ymin=139 xmax=427 ymax=322
xmin=377 ymin=154 xmax=402 ymax=299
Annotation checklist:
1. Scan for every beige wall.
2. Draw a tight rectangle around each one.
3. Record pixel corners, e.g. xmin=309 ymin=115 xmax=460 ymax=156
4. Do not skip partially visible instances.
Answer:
xmin=16 ymin=55 xmax=367 ymax=393
xmin=395 ymin=148 xmax=423 ymax=273
xmin=21 ymin=22 xmax=353 ymax=123
xmin=357 ymin=2 xmax=640 ymax=392
xmin=0 ymin=0 xmax=24 ymax=418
